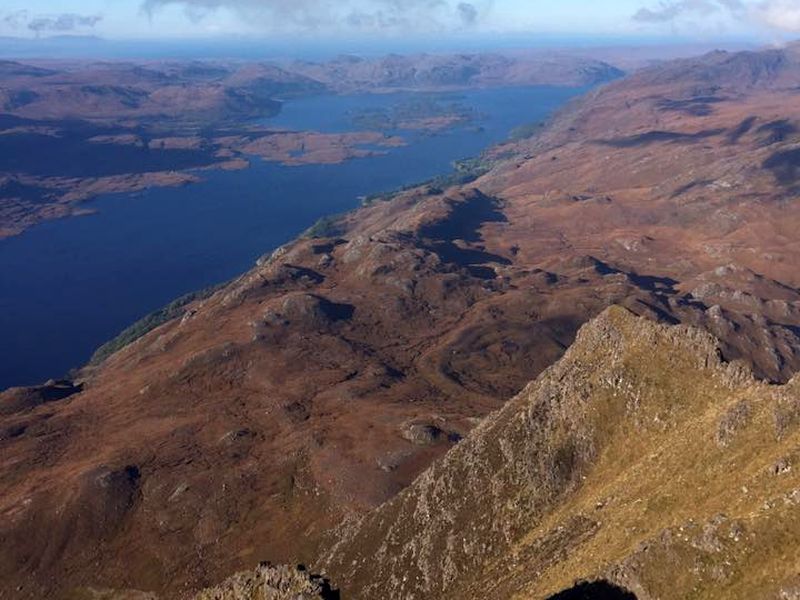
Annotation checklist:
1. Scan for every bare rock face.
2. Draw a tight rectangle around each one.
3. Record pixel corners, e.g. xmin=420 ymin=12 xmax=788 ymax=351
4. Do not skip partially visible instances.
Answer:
xmin=400 ymin=422 xmax=445 ymax=445
xmin=193 ymin=564 xmax=337 ymax=600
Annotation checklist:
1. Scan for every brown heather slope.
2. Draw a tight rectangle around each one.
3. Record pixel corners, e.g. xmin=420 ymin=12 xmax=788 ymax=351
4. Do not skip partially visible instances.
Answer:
xmin=318 ymin=307 xmax=800 ymax=599
xmin=1 ymin=45 xmax=800 ymax=597
xmin=475 ymin=44 xmax=800 ymax=382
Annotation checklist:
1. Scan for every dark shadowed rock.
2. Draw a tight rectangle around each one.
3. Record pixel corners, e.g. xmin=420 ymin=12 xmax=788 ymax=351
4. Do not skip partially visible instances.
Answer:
xmin=193 ymin=563 xmax=338 ymax=600
xmin=0 ymin=380 xmax=82 ymax=415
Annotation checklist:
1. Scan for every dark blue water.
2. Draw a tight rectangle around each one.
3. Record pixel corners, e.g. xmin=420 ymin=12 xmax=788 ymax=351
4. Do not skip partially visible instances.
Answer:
xmin=0 ymin=86 xmax=585 ymax=389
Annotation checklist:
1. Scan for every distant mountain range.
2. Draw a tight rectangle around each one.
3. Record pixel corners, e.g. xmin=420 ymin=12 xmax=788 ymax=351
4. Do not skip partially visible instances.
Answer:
xmin=0 ymin=52 xmax=623 ymax=122
xmin=0 ymin=51 xmax=623 ymax=239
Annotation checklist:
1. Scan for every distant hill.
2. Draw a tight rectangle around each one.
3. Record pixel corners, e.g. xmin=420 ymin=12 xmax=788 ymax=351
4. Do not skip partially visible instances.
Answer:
xmin=289 ymin=52 xmax=624 ymax=92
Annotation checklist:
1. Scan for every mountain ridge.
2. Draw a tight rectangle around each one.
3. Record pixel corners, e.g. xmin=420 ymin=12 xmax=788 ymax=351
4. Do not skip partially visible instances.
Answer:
xmin=314 ymin=306 xmax=799 ymax=599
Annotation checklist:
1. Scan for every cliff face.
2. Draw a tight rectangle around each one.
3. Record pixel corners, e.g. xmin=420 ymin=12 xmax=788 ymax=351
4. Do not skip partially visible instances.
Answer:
xmin=2 ymin=45 xmax=800 ymax=598
xmin=318 ymin=307 xmax=800 ymax=599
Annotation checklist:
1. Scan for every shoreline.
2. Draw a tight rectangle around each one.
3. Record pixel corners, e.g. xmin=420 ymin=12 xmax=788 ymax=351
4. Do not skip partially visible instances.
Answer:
xmin=0 ymin=84 xmax=590 ymax=391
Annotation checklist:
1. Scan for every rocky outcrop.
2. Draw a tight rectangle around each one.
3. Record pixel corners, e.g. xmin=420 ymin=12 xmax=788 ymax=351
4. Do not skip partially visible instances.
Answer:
xmin=193 ymin=564 xmax=337 ymax=600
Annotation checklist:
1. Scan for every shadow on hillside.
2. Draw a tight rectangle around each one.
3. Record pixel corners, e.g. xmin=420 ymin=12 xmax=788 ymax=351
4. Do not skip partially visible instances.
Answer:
xmin=418 ymin=190 xmax=510 ymax=275
xmin=598 ymin=128 xmax=724 ymax=148
xmin=546 ymin=580 xmax=638 ymax=600
xmin=657 ymin=95 xmax=726 ymax=116
xmin=590 ymin=257 xmax=678 ymax=294
xmin=726 ymin=116 xmax=758 ymax=144
xmin=764 ymin=147 xmax=800 ymax=187
xmin=757 ymin=119 xmax=797 ymax=146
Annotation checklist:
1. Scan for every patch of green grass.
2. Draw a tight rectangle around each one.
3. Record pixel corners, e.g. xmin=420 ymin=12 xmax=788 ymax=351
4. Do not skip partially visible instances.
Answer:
xmin=302 ymin=213 xmax=347 ymax=239
xmin=508 ymin=121 xmax=545 ymax=141
xmin=361 ymin=155 xmax=497 ymax=206
xmin=89 ymin=283 xmax=225 ymax=365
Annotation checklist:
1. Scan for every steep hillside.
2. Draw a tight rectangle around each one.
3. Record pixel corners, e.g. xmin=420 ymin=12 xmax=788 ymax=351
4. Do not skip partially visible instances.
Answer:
xmin=317 ymin=306 xmax=800 ymax=599
xmin=2 ymin=45 xmax=800 ymax=598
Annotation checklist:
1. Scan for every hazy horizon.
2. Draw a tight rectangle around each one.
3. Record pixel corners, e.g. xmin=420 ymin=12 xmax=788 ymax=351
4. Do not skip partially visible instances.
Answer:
xmin=2 ymin=0 xmax=800 ymax=45
xmin=0 ymin=30 xmax=773 ymax=62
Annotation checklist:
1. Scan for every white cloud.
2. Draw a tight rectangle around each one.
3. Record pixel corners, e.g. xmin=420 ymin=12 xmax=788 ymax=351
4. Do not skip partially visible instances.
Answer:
xmin=1 ymin=10 xmax=103 ymax=36
xmin=634 ymin=0 xmax=800 ymax=33
xmin=754 ymin=0 xmax=800 ymax=31
xmin=141 ymin=0 xmax=492 ymax=34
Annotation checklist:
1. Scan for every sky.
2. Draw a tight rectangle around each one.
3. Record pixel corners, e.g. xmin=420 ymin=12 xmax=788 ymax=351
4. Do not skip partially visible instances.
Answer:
xmin=0 ymin=0 xmax=799 ymax=43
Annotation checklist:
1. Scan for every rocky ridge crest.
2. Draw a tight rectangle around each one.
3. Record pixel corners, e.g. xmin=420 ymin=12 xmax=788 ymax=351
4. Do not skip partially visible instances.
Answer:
xmin=314 ymin=307 xmax=800 ymax=599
